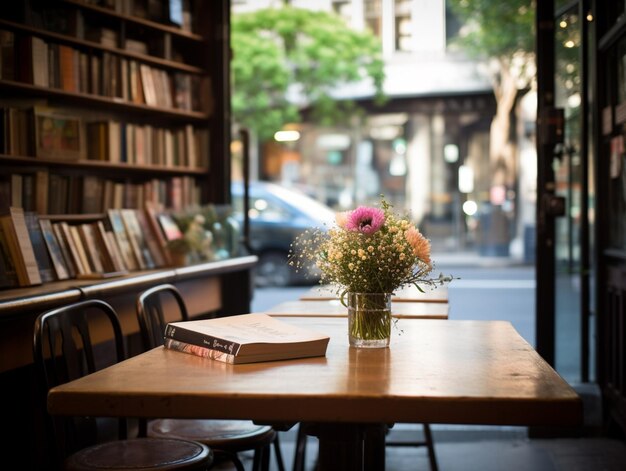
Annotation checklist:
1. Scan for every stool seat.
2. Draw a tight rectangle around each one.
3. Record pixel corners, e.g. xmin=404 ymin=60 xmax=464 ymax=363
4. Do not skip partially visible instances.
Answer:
xmin=148 ymin=419 xmax=276 ymax=451
xmin=64 ymin=436 xmax=212 ymax=471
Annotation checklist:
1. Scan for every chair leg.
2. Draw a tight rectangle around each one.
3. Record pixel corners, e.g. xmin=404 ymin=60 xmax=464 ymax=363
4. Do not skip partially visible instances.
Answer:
xmin=253 ymin=445 xmax=271 ymax=471
xmin=273 ymin=433 xmax=286 ymax=471
xmin=212 ymin=450 xmax=246 ymax=471
xmin=423 ymin=424 xmax=438 ymax=471
xmin=292 ymin=423 xmax=307 ymax=471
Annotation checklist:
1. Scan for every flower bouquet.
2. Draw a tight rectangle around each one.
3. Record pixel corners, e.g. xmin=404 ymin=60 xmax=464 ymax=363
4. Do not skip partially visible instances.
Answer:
xmin=290 ymin=197 xmax=451 ymax=347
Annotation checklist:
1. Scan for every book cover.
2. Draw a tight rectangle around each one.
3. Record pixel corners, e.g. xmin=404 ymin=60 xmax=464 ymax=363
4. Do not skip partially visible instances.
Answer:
xmin=120 ymin=209 xmax=155 ymax=270
xmin=69 ymin=225 xmax=92 ymax=275
xmin=107 ymin=209 xmax=138 ymax=271
xmin=34 ymin=110 xmax=82 ymax=161
xmin=39 ymin=218 xmax=70 ymax=280
xmin=24 ymin=212 xmax=56 ymax=282
xmin=93 ymin=220 xmax=126 ymax=273
xmin=52 ymin=222 xmax=77 ymax=278
xmin=57 ymin=222 xmax=87 ymax=276
xmin=0 ymin=222 xmax=19 ymax=288
xmin=134 ymin=209 xmax=166 ymax=267
xmin=164 ymin=313 xmax=330 ymax=364
xmin=0 ymin=207 xmax=42 ymax=286
xmin=77 ymin=223 xmax=104 ymax=273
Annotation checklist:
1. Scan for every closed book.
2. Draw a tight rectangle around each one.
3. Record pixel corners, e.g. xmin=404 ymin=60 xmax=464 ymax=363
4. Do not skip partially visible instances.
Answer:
xmin=24 ymin=212 xmax=56 ymax=282
xmin=107 ymin=209 xmax=138 ymax=271
xmin=69 ymin=225 xmax=92 ymax=275
xmin=52 ymin=222 xmax=77 ymax=278
xmin=0 ymin=221 xmax=19 ymax=288
xmin=39 ymin=218 xmax=70 ymax=280
xmin=57 ymin=222 xmax=87 ymax=276
xmin=0 ymin=207 xmax=42 ymax=286
xmin=163 ymin=313 xmax=330 ymax=364
xmin=77 ymin=223 xmax=104 ymax=273
xmin=120 ymin=209 xmax=154 ymax=270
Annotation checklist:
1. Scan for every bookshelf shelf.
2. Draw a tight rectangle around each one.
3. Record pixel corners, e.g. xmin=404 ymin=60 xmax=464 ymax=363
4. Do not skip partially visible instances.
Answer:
xmin=62 ymin=0 xmax=206 ymax=42
xmin=0 ymin=154 xmax=209 ymax=176
xmin=0 ymin=80 xmax=210 ymax=121
xmin=0 ymin=19 xmax=205 ymax=74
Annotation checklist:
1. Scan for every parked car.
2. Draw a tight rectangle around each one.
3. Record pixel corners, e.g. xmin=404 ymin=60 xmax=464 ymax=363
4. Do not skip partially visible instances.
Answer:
xmin=231 ymin=181 xmax=335 ymax=287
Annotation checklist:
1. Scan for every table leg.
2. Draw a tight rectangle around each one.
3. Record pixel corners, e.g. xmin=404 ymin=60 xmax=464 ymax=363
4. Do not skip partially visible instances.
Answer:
xmin=304 ymin=423 xmax=386 ymax=471
xmin=363 ymin=424 xmax=387 ymax=471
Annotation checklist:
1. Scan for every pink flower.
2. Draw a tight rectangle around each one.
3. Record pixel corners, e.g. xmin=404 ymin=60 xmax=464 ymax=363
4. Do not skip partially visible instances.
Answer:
xmin=346 ymin=207 xmax=385 ymax=235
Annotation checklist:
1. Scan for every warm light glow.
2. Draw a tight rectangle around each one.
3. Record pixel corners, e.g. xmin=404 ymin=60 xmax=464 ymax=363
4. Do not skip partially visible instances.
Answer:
xmin=559 ymin=20 xmax=567 ymax=28
xmin=462 ymin=200 xmax=478 ymax=216
xmin=586 ymin=13 xmax=593 ymax=22
xmin=274 ymin=130 xmax=301 ymax=142
xmin=564 ymin=40 xmax=575 ymax=48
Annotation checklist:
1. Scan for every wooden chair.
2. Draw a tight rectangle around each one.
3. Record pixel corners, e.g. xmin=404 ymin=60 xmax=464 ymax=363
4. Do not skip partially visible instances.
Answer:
xmin=136 ymin=284 xmax=286 ymax=471
xmin=33 ymin=299 xmax=213 ymax=471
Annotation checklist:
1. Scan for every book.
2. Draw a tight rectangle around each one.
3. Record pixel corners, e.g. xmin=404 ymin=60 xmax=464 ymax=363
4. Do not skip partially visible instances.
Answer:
xmin=39 ymin=218 xmax=70 ymax=280
xmin=120 ymin=209 xmax=155 ymax=270
xmin=52 ymin=222 xmax=77 ymax=278
xmin=24 ymin=212 xmax=56 ymax=282
xmin=0 ymin=221 xmax=19 ymax=288
xmin=57 ymin=221 xmax=88 ymax=276
xmin=163 ymin=313 xmax=330 ymax=364
xmin=107 ymin=209 xmax=138 ymax=271
xmin=0 ymin=207 xmax=42 ymax=286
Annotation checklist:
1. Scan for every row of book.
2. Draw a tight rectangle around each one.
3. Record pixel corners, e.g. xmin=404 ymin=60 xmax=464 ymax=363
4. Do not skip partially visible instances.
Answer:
xmin=0 ymin=206 xmax=182 ymax=289
xmin=86 ymin=121 xmax=209 ymax=167
xmin=0 ymin=172 xmax=201 ymax=215
xmin=1 ymin=106 xmax=210 ymax=167
xmin=0 ymin=31 xmax=208 ymax=112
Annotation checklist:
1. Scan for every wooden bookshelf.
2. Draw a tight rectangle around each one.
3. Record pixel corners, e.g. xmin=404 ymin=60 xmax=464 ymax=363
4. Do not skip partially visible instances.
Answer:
xmin=0 ymin=0 xmax=232 ymax=209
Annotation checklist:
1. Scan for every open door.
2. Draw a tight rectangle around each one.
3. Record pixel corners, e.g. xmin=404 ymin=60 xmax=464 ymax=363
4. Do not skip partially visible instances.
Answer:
xmin=536 ymin=0 xmax=592 ymax=383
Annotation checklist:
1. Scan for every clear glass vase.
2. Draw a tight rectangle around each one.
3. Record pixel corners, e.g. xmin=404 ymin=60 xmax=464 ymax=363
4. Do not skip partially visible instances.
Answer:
xmin=347 ymin=292 xmax=392 ymax=348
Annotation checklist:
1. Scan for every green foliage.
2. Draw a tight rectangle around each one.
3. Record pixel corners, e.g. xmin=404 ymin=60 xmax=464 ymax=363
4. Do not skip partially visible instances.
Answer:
xmin=231 ymin=6 xmax=385 ymax=140
xmin=447 ymin=0 xmax=534 ymax=59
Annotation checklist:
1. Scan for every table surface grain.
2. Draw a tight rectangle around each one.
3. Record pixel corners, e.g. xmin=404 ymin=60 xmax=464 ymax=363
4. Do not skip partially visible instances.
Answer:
xmin=48 ymin=318 xmax=581 ymax=427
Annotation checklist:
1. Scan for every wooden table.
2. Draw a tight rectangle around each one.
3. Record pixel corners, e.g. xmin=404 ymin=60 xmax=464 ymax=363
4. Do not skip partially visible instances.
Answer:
xmin=47 ymin=318 xmax=581 ymax=471
xmin=300 ymin=284 xmax=449 ymax=303
xmin=265 ymin=299 xmax=449 ymax=319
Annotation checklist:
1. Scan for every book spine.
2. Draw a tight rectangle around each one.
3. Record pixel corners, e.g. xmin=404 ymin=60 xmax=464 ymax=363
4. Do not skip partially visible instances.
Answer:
xmin=164 ymin=324 xmax=241 ymax=356
xmin=163 ymin=338 xmax=235 ymax=364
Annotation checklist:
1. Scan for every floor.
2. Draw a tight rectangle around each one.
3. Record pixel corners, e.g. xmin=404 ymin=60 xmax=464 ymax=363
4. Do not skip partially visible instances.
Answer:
xmin=215 ymin=424 xmax=626 ymax=471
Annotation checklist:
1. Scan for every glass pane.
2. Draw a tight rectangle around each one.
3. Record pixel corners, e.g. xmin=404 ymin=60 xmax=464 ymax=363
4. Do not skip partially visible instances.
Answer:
xmin=554 ymin=9 xmax=582 ymax=383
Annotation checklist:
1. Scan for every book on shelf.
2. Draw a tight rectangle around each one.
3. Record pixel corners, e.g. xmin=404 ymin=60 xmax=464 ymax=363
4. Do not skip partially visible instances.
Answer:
xmin=57 ymin=221 xmax=88 ymax=277
xmin=0 ymin=220 xmax=19 ymax=288
xmin=93 ymin=220 xmax=127 ymax=273
xmin=77 ymin=223 xmax=105 ymax=274
xmin=24 ymin=212 xmax=56 ymax=283
xmin=107 ymin=209 xmax=139 ymax=271
xmin=52 ymin=222 xmax=77 ymax=278
xmin=0 ymin=207 xmax=42 ymax=286
xmin=34 ymin=109 xmax=83 ymax=161
xmin=68 ymin=225 xmax=92 ymax=276
xmin=39 ymin=218 xmax=70 ymax=280
xmin=163 ymin=313 xmax=331 ymax=364
xmin=120 ymin=208 xmax=155 ymax=270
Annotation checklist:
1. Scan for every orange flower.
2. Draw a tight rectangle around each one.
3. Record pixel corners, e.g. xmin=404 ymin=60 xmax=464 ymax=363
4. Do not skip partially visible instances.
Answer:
xmin=405 ymin=227 xmax=431 ymax=266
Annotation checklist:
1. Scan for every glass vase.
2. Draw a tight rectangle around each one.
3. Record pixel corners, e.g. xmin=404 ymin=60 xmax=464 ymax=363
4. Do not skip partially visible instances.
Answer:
xmin=347 ymin=292 xmax=392 ymax=348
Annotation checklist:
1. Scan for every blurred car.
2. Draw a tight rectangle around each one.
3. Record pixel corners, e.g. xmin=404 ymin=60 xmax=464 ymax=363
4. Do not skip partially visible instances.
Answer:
xmin=231 ymin=181 xmax=335 ymax=287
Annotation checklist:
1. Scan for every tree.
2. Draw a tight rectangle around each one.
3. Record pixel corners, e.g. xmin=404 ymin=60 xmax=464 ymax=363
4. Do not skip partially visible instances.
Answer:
xmin=447 ymin=0 xmax=535 ymax=189
xmin=231 ymin=6 xmax=385 ymax=141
